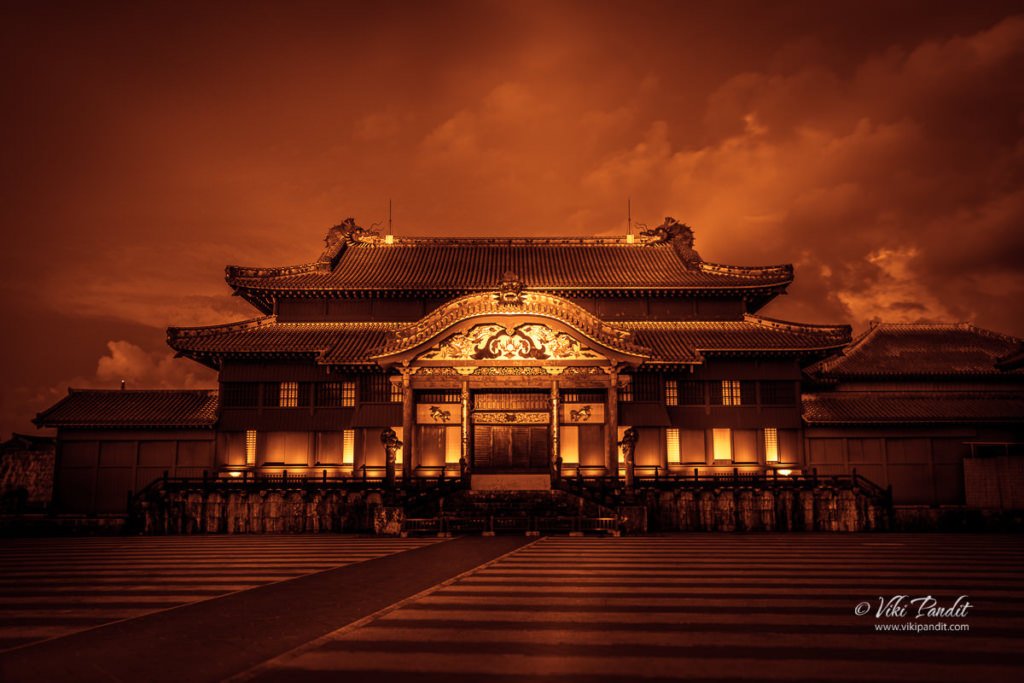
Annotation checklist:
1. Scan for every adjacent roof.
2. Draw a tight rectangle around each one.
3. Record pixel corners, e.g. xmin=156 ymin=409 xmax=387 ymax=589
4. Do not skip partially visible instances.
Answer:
xmin=168 ymin=318 xmax=402 ymax=368
xmin=807 ymin=323 xmax=1023 ymax=378
xmin=621 ymin=316 xmax=852 ymax=363
xmin=34 ymin=390 xmax=218 ymax=429
xmin=803 ymin=391 xmax=1024 ymax=425
xmin=226 ymin=235 xmax=794 ymax=313
xmin=168 ymin=313 xmax=850 ymax=367
xmin=997 ymin=341 xmax=1024 ymax=371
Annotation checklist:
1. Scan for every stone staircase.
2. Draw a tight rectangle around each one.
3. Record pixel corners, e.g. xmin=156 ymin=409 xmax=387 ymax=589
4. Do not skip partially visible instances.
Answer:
xmin=402 ymin=488 xmax=619 ymax=535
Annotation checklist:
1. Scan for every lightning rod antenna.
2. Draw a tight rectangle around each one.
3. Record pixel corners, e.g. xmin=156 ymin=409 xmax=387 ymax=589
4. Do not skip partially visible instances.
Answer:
xmin=626 ymin=197 xmax=635 ymax=243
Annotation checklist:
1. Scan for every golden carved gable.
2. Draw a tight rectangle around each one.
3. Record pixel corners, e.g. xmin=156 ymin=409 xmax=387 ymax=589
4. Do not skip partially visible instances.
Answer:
xmin=418 ymin=323 xmax=605 ymax=362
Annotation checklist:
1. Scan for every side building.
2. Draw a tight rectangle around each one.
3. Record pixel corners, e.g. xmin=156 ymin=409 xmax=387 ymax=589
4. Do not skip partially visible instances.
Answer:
xmin=803 ymin=323 xmax=1024 ymax=510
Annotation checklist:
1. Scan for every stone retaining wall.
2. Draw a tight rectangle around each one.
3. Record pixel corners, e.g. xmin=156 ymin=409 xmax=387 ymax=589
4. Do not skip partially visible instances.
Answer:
xmin=645 ymin=487 xmax=889 ymax=532
xmin=134 ymin=490 xmax=392 ymax=534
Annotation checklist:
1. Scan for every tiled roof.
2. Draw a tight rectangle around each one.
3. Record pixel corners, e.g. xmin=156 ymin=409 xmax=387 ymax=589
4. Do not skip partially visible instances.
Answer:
xmin=226 ymin=238 xmax=793 ymax=310
xmin=997 ymin=342 xmax=1024 ymax=371
xmin=621 ymin=316 xmax=852 ymax=362
xmin=807 ymin=323 xmax=1023 ymax=378
xmin=34 ymin=390 xmax=218 ymax=429
xmin=0 ymin=433 xmax=55 ymax=451
xmin=168 ymin=314 xmax=849 ymax=366
xmin=803 ymin=391 xmax=1024 ymax=424
xmin=168 ymin=317 xmax=401 ymax=367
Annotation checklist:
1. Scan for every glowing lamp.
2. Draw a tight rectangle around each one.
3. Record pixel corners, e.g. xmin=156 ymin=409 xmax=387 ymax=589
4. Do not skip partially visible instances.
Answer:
xmin=385 ymin=234 xmax=394 ymax=244
xmin=777 ymin=468 xmax=793 ymax=477
xmin=228 ymin=471 xmax=243 ymax=478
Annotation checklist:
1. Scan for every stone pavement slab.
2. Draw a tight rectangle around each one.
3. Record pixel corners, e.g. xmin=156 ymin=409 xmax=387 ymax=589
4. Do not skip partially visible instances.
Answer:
xmin=0 ymin=535 xmax=530 ymax=683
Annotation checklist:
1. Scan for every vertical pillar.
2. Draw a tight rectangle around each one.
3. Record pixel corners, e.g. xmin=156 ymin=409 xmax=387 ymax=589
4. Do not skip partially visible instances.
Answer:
xmin=550 ymin=380 xmax=560 ymax=480
xmin=606 ymin=365 xmax=619 ymax=479
xmin=624 ymin=430 xmax=636 ymax=491
xmin=460 ymin=381 xmax=470 ymax=476
xmin=401 ymin=369 xmax=414 ymax=486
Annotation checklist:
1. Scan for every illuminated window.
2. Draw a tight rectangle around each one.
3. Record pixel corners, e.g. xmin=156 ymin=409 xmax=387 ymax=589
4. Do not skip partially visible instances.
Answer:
xmin=560 ymin=426 xmax=579 ymax=465
xmin=712 ymin=428 xmax=732 ymax=460
xmin=390 ymin=380 xmax=403 ymax=403
xmin=279 ymin=382 xmax=299 ymax=407
xmin=764 ymin=427 xmax=779 ymax=462
xmin=665 ymin=379 xmax=678 ymax=406
xmin=445 ymin=426 xmax=462 ymax=464
xmin=666 ymin=428 xmax=681 ymax=464
xmin=721 ymin=380 xmax=741 ymax=406
xmin=245 ymin=430 xmax=257 ymax=466
xmin=342 ymin=430 xmax=355 ymax=465
xmin=341 ymin=381 xmax=356 ymax=407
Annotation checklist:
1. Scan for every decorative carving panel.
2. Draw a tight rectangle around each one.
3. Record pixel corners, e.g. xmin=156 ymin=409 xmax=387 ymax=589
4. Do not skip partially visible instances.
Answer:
xmin=419 ymin=323 xmax=604 ymax=362
xmin=416 ymin=404 xmax=463 ymax=424
xmin=561 ymin=403 xmax=605 ymax=424
xmin=472 ymin=411 xmax=550 ymax=424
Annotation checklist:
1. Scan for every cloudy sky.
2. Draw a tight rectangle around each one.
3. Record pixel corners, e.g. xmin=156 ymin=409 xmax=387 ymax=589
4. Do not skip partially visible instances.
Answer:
xmin=2 ymin=0 xmax=1023 ymax=437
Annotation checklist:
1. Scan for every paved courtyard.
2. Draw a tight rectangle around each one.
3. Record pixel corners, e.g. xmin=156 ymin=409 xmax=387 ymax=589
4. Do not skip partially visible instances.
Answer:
xmin=1 ymin=534 xmax=1021 ymax=682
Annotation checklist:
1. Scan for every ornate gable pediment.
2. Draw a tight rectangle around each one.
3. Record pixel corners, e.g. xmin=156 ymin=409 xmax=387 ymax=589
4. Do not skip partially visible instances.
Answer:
xmin=371 ymin=279 xmax=651 ymax=368
xmin=418 ymin=323 xmax=605 ymax=362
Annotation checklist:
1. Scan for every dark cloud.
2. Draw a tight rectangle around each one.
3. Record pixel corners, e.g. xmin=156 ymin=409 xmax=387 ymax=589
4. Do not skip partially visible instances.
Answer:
xmin=1 ymin=1 xmax=1022 ymax=436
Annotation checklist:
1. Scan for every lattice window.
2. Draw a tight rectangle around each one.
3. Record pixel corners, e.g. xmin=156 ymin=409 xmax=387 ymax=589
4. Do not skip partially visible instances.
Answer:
xmin=666 ymin=428 xmax=681 ymax=464
xmin=390 ymin=380 xmax=403 ymax=403
xmin=618 ymin=376 xmax=633 ymax=402
xmin=761 ymin=381 xmax=796 ymax=405
xmin=632 ymin=373 xmax=661 ymax=401
xmin=417 ymin=390 xmax=461 ymax=404
xmin=341 ymin=381 xmax=357 ymax=407
xmin=664 ymin=379 xmax=678 ymax=406
xmin=361 ymin=374 xmax=392 ymax=402
xmin=764 ymin=427 xmax=779 ymax=462
xmin=317 ymin=383 xmax=343 ymax=407
xmin=245 ymin=430 xmax=257 ymax=466
xmin=740 ymin=381 xmax=756 ymax=405
xmin=712 ymin=428 xmax=732 ymax=460
xmin=222 ymin=383 xmax=259 ymax=408
xmin=278 ymin=382 xmax=299 ymax=407
xmin=719 ymin=380 xmax=741 ymax=406
xmin=680 ymin=380 xmax=704 ymax=405
xmin=561 ymin=389 xmax=605 ymax=403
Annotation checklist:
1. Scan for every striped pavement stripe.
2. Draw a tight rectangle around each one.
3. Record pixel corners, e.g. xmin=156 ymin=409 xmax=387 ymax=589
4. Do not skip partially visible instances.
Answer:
xmin=251 ymin=534 xmax=1024 ymax=683
xmin=0 ymin=536 xmax=440 ymax=652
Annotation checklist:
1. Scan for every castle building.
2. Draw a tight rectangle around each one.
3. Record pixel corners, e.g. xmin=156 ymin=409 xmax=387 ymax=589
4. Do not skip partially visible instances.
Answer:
xmin=33 ymin=219 xmax=1024 ymax=522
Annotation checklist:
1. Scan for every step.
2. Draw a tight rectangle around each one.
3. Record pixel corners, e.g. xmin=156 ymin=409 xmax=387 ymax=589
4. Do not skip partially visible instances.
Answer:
xmin=471 ymin=474 xmax=551 ymax=491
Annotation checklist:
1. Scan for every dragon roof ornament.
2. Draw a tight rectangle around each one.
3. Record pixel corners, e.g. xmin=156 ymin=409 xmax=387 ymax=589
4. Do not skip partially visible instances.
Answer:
xmin=317 ymin=218 xmax=380 ymax=267
xmin=640 ymin=217 xmax=702 ymax=266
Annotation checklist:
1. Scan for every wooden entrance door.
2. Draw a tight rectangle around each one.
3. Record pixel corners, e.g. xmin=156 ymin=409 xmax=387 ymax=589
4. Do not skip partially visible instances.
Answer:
xmin=473 ymin=425 xmax=549 ymax=472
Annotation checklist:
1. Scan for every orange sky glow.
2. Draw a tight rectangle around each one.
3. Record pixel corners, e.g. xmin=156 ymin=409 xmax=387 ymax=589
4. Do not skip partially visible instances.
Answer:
xmin=2 ymin=0 xmax=1023 ymax=437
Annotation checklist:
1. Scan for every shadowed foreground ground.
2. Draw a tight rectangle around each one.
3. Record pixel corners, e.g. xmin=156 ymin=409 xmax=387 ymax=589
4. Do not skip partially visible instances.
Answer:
xmin=1 ymin=534 xmax=1021 ymax=683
